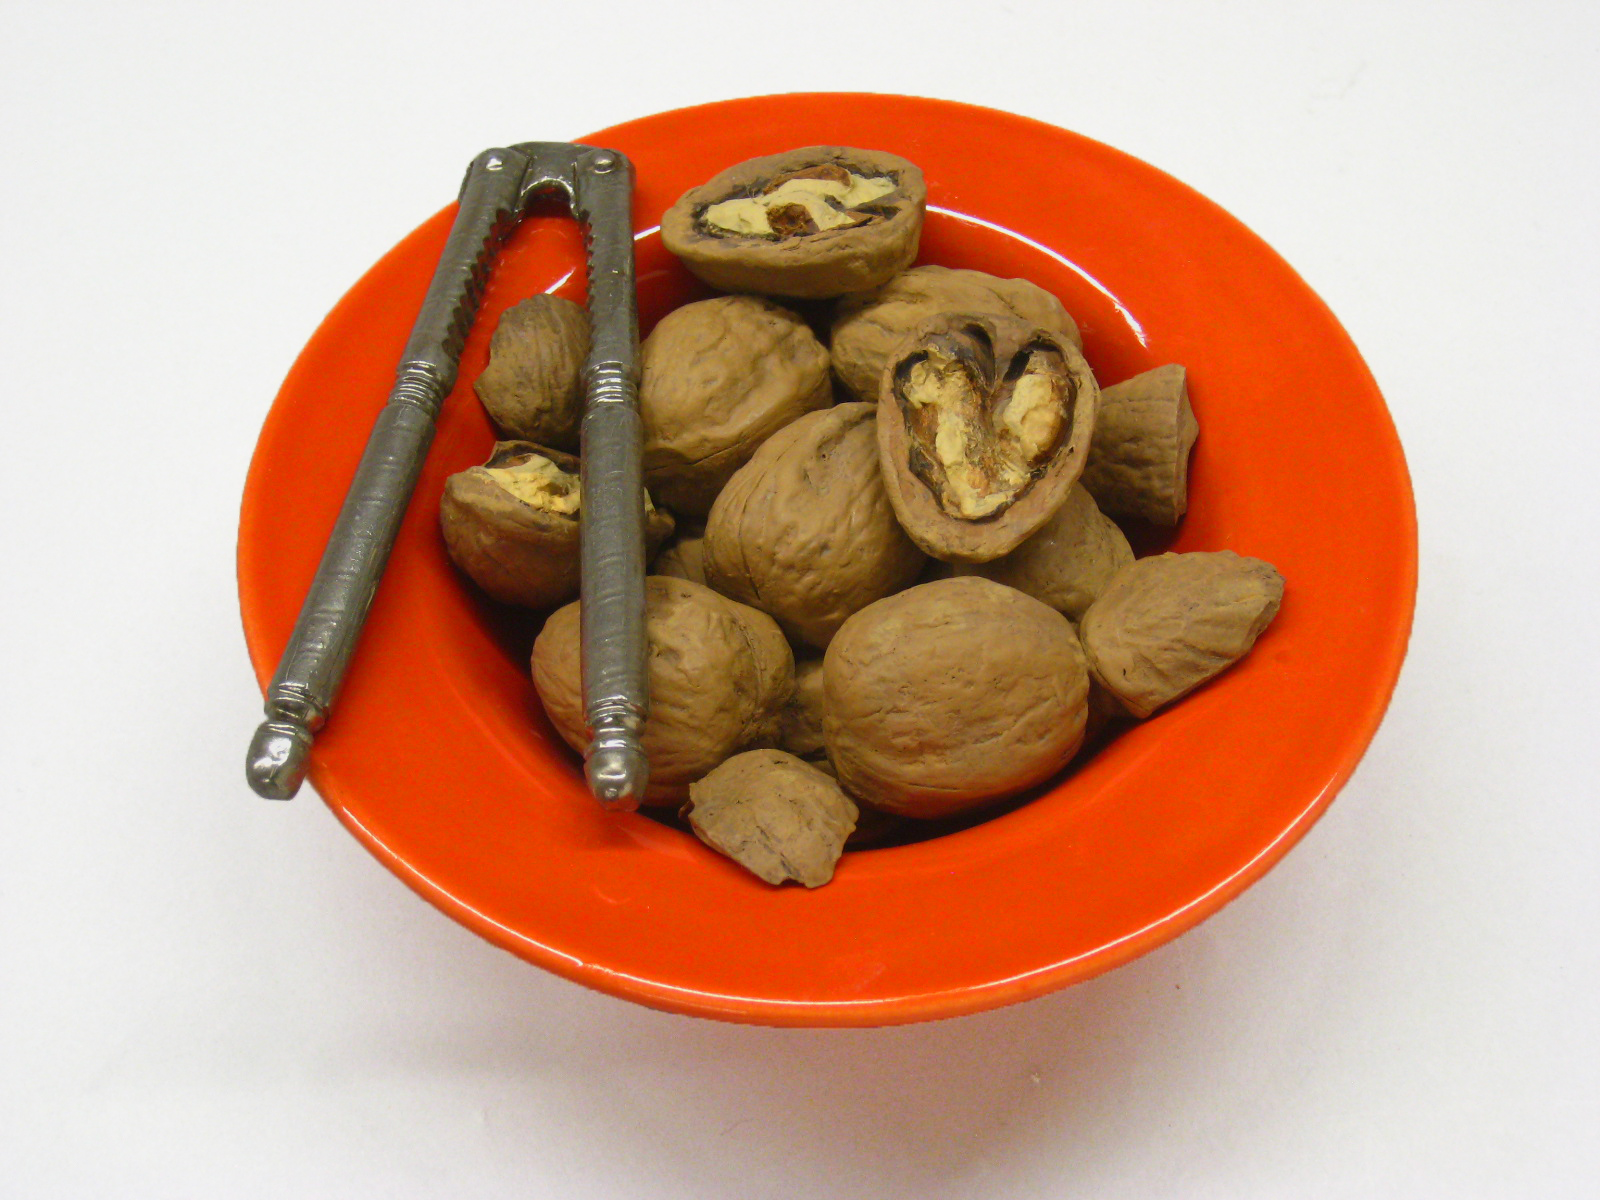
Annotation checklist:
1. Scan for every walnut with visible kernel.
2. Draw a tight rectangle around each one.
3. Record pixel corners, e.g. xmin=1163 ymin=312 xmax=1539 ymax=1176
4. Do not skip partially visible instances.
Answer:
xmin=662 ymin=146 xmax=926 ymax=299
xmin=878 ymin=313 xmax=1099 ymax=563
xmin=440 ymin=441 xmax=672 ymax=610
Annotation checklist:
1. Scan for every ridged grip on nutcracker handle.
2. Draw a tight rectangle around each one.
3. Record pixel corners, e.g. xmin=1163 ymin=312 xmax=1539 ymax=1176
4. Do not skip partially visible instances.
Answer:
xmin=246 ymin=148 xmax=527 ymax=800
xmin=573 ymin=148 xmax=649 ymax=810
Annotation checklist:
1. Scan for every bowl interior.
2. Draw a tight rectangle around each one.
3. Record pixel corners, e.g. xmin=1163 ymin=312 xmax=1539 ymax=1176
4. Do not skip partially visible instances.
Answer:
xmin=239 ymin=94 xmax=1415 ymax=1026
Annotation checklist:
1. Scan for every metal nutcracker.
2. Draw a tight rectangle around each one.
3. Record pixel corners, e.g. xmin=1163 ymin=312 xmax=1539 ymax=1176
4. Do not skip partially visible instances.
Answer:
xmin=245 ymin=143 xmax=650 ymax=810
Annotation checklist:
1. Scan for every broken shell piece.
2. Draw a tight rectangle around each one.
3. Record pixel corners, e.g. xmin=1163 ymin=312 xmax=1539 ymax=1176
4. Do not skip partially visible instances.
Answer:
xmin=472 ymin=295 xmax=590 ymax=451
xmin=684 ymin=750 xmax=859 ymax=887
xmin=661 ymin=146 xmax=926 ymax=299
xmin=953 ymin=484 xmax=1133 ymax=621
xmin=440 ymin=441 xmax=673 ymax=610
xmin=1079 ymin=364 xmax=1199 ymax=526
xmin=1079 ymin=551 xmax=1285 ymax=718
xmin=878 ymin=313 xmax=1099 ymax=563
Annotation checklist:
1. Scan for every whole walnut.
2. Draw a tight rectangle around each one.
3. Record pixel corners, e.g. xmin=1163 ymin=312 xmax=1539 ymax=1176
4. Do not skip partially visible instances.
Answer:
xmin=1080 ymin=364 xmax=1199 ymax=526
xmin=1079 ymin=551 xmax=1284 ymax=718
xmin=640 ymin=295 xmax=831 ymax=516
xmin=661 ymin=146 xmax=926 ymax=299
xmin=823 ymin=577 xmax=1089 ymax=819
xmin=953 ymin=484 xmax=1133 ymax=621
xmin=703 ymin=403 xmax=926 ymax=648
xmin=440 ymin=441 xmax=673 ymax=610
xmin=531 ymin=577 xmax=793 ymax=804
xmin=878 ymin=312 xmax=1099 ymax=563
xmin=473 ymin=295 xmax=590 ymax=450
xmin=683 ymin=749 xmax=859 ymax=888
xmin=778 ymin=657 xmax=827 ymax=760
xmin=831 ymin=265 xmax=1082 ymax=402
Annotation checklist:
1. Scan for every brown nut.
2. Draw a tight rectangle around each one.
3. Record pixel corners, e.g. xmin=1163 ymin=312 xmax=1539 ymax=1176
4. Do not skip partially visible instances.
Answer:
xmin=703 ymin=403 xmax=927 ymax=648
xmin=472 ymin=296 xmax=590 ymax=450
xmin=1079 ymin=551 xmax=1285 ymax=718
xmin=531 ymin=577 xmax=793 ymax=803
xmin=661 ymin=146 xmax=926 ymax=299
xmin=823 ymin=576 xmax=1089 ymax=818
xmin=440 ymin=441 xmax=673 ymax=609
xmin=952 ymin=483 xmax=1133 ymax=621
xmin=683 ymin=749 xmax=858 ymax=887
xmin=878 ymin=313 xmax=1099 ymax=563
xmin=640 ymin=295 xmax=831 ymax=516
xmin=777 ymin=658 xmax=827 ymax=760
xmin=651 ymin=524 xmax=706 ymax=587
xmin=831 ymin=265 xmax=1082 ymax=402
xmin=1080 ymin=364 xmax=1199 ymax=526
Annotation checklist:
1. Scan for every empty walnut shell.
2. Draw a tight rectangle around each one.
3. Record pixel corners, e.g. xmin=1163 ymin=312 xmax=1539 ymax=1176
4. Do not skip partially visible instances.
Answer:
xmin=878 ymin=312 xmax=1099 ymax=564
xmin=952 ymin=483 xmax=1133 ymax=621
xmin=1079 ymin=551 xmax=1285 ymax=718
xmin=640 ymin=295 xmax=831 ymax=516
xmin=440 ymin=441 xmax=673 ymax=610
xmin=683 ymin=750 xmax=858 ymax=888
xmin=703 ymin=403 xmax=926 ymax=648
xmin=831 ymin=265 xmax=1082 ymax=403
xmin=1080 ymin=364 xmax=1199 ymax=526
xmin=472 ymin=295 xmax=590 ymax=451
xmin=661 ymin=146 xmax=926 ymax=299
xmin=823 ymin=577 xmax=1089 ymax=819
xmin=531 ymin=577 xmax=793 ymax=805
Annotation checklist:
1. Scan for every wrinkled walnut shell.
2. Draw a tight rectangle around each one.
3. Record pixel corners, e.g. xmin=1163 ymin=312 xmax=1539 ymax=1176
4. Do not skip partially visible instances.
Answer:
xmin=878 ymin=312 xmax=1099 ymax=564
xmin=531 ymin=577 xmax=793 ymax=804
xmin=1080 ymin=551 xmax=1284 ymax=718
xmin=651 ymin=524 xmax=706 ymax=587
xmin=778 ymin=658 xmax=827 ymax=760
xmin=1080 ymin=364 xmax=1199 ymax=526
xmin=703 ymin=403 xmax=926 ymax=648
xmin=640 ymin=295 xmax=831 ymax=516
xmin=661 ymin=146 xmax=926 ymax=299
xmin=473 ymin=296 xmax=590 ymax=450
xmin=831 ymin=265 xmax=1082 ymax=402
xmin=953 ymin=483 xmax=1133 ymax=621
xmin=440 ymin=441 xmax=673 ymax=610
xmin=684 ymin=749 xmax=858 ymax=888
xmin=823 ymin=577 xmax=1089 ymax=818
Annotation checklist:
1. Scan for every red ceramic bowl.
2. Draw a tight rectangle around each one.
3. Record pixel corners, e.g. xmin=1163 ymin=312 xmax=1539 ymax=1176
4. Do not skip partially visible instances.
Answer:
xmin=239 ymin=94 xmax=1415 ymax=1026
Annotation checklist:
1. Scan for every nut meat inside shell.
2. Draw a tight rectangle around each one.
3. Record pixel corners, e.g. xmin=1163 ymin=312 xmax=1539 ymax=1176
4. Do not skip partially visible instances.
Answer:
xmin=878 ymin=313 xmax=1099 ymax=563
xmin=661 ymin=146 xmax=926 ymax=299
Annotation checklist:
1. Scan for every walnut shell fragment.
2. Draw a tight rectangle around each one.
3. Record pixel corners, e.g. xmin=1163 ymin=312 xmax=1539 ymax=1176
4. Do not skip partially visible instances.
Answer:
xmin=831 ymin=265 xmax=1082 ymax=402
xmin=878 ymin=312 xmax=1099 ymax=563
xmin=662 ymin=146 xmax=926 ymax=299
xmin=1079 ymin=364 xmax=1199 ymax=526
xmin=473 ymin=295 xmax=590 ymax=450
xmin=440 ymin=442 xmax=673 ymax=610
xmin=704 ymin=403 xmax=926 ymax=648
xmin=684 ymin=750 xmax=859 ymax=887
xmin=531 ymin=577 xmax=793 ymax=804
xmin=953 ymin=483 xmax=1133 ymax=621
xmin=1079 ymin=551 xmax=1285 ymax=718
xmin=823 ymin=577 xmax=1089 ymax=819
xmin=640 ymin=295 xmax=831 ymax=516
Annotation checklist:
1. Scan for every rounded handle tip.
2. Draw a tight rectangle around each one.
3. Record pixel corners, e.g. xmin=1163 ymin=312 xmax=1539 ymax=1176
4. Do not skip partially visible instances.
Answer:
xmin=586 ymin=734 xmax=648 ymax=812
xmin=247 ymin=719 xmax=314 ymax=800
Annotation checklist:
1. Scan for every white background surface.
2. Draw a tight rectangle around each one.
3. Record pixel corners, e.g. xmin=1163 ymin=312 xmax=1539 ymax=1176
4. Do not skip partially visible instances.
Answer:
xmin=3 ymin=1 xmax=1597 ymax=1196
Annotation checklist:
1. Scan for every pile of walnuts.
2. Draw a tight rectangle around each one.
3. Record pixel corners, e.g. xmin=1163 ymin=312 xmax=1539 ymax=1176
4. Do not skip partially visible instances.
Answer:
xmin=441 ymin=146 xmax=1285 ymax=889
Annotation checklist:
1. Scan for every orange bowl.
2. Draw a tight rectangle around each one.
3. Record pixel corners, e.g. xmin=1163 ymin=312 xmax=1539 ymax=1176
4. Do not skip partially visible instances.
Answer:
xmin=238 ymin=94 xmax=1415 ymax=1026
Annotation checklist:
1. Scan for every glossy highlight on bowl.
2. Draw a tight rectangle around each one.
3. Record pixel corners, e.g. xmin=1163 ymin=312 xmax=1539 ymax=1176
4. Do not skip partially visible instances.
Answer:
xmin=238 ymin=93 xmax=1416 ymax=1026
